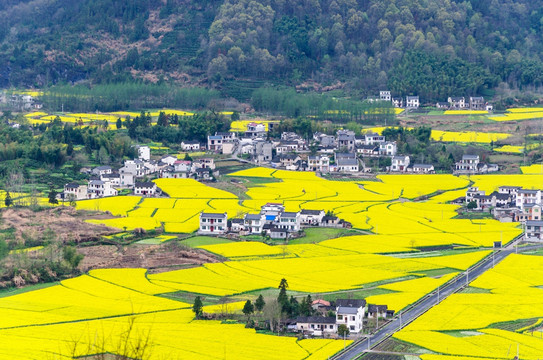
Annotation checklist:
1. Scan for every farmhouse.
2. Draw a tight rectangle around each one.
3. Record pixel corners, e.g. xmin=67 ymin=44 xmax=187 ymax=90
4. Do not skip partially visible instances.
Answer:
xmin=181 ymin=140 xmax=201 ymax=151
xmin=300 ymin=209 xmax=325 ymax=225
xmin=336 ymin=299 xmax=366 ymax=333
xmin=295 ymin=317 xmax=337 ymax=335
xmin=63 ymin=183 xmax=88 ymax=200
xmin=199 ymin=212 xmax=228 ymax=235
xmin=390 ymin=155 xmax=410 ymax=172
xmin=134 ymin=182 xmax=158 ymax=196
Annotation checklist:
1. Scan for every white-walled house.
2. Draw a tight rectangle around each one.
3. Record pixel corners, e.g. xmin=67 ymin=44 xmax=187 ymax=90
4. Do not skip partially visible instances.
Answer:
xmin=92 ymin=166 xmax=112 ymax=176
xmin=181 ymin=141 xmax=201 ymax=151
xmin=122 ymin=159 xmax=146 ymax=177
xmin=245 ymin=213 xmax=266 ymax=234
xmin=278 ymin=212 xmax=301 ymax=232
xmin=64 ymin=183 xmax=88 ymax=200
xmin=136 ymin=145 xmax=150 ymax=161
xmin=296 ymin=317 xmax=337 ymax=335
xmin=199 ymin=212 xmax=228 ymax=235
xmin=391 ymin=156 xmax=410 ymax=172
xmin=379 ymin=141 xmax=397 ymax=156
xmin=119 ymin=170 xmax=135 ymax=187
xmin=134 ymin=182 xmax=158 ymax=196
xmin=406 ymin=96 xmax=419 ymax=108
xmin=336 ymin=299 xmax=366 ymax=333
xmin=87 ymin=180 xmax=118 ymax=198
xmin=160 ymin=155 xmax=178 ymax=166
xmin=300 ymin=209 xmax=325 ymax=225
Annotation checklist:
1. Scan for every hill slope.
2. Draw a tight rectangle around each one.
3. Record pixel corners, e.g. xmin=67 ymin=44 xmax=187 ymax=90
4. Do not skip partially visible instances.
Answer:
xmin=2 ymin=0 xmax=543 ymax=101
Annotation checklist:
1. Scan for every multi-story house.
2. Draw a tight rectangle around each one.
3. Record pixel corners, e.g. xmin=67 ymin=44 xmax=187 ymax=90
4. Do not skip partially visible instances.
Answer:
xmin=307 ymin=155 xmax=330 ymax=173
xmin=405 ymin=96 xmax=419 ymax=108
xmin=448 ymin=96 xmax=466 ymax=109
xmin=390 ymin=156 xmax=410 ymax=172
xmin=277 ymin=212 xmax=301 ymax=232
xmin=244 ymin=213 xmax=266 ymax=234
xmin=199 ymin=212 xmax=228 ymax=235
xmin=335 ymin=299 xmax=366 ymax=333
xmin=63 ymin=183 xmax=88 ymax=200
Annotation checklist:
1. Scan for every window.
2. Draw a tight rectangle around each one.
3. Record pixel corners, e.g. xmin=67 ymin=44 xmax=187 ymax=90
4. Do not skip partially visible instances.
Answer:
xmin=350 ymin=326 xmax=355 ymax=331
xmin=337 ymin=315 xmax=343 ymax=320
xmin=351 ymin=316 xmax=355 ymax=321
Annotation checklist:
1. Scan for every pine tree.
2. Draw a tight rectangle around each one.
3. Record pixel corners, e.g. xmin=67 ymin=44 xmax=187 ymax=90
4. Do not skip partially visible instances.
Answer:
xmin=255 ymin=294 xmax=265 ymax=312
xmin=192 ymin=296 xmax=203 ymax=319
xmin=4 ymin=191 xmax=12 ymax=207
xmin=242 ymin=300 xmax=254 ymax=321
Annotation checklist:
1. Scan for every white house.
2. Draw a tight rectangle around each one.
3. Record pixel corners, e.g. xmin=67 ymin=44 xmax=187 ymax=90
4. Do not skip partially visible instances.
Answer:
xmin=411 ymin=163 xmax=435 ymax=174
xmin=405 ymin=96 xmax=419 ymax=109
xmin=92 ymin=166 xmax=112 ymax=176
xmin=246 ymin=122 xmax=267 ymax=138
xmin=193 ymin=158 xmax=215 ymax=170
xmin=379 ymin=141 xmax=397 ymax=156
xmin=174 ymin=160 xmax=192 ymax=173
xmin=277 ymin=212 xmax=301 ymax=232
xmin=100 ymin=172 xmax=121 ymax=186
xmin=448 ymin=97 xmax=466 ymax=109
xmin=160 ymin=155 xmax=178 ymax=166
xmin=87 ymin=180 xmax=118 ymax=198
xmin=300 ymin=209 xmax=325 ymax=225
xmin=455 ymin=155 xmax=479 ymax=173
xmin=516 ymin=189 xmax=542 ymax=209
xmin=525 ymin=220 xmax=543 ymax=240
xmin=261 ymin=203 xmax=285 ymax=223
xmin=199 ymin=212 xmax=228 ymax=235
xmin=119 ymin=171 xmax=135 ymax=187
xmin=64 ymin=183 xmax=88 ymax=200
xmin=307 ymin=155 xmax=330 ymax=173
xmin=379 ymin=90 xmax=391 ymax=101
xmin=296 ymin=317 xmax=337 ymax=335
xmin=337 ymin=130 xmax=356 ymax=152
xmin=336 ymin=299 xmax=366 ymax=333
xmin=181 ymin=141 xmax=201 ymax=151
xmin=364 ymin=132 xmax=385 ymax=146
xmin=244 ymin=213 xmax=266 ymax=234
xmin=136 ymin=145 xmax=150 ymax=161
xmin=336 ymin=158 xmax=359 ymax=172
xmin=134 ymin=182 xmax=158 ymax=196
xmin=121 ymin=159 xmax=146 ymax=177
xmin=391 ymin=156 xmax=410 ymax=172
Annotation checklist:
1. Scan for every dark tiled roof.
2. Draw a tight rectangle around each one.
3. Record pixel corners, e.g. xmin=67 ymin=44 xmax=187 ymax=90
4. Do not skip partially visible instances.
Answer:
xmin=295 ymin=316 xmax=336 ymax=324
xmin=336 ymin=299 xmax=366 ymax=308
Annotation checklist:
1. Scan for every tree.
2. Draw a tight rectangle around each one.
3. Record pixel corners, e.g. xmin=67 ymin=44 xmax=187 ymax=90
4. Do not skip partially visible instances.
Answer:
xmin=467 ymin=201 xmax=478 ymax=210
xmin=242 ymin=300 xmax=254 ymax=321
xmin=255 ymin=294 xmax=266 ymax=312
xmin=300 ymin=295 xmax=313 ymax=316
xmin=157 ymin=111 xmax=169 ymax=127
xmin=4 ymin=191 xmax=12 ymax=207
xmin=278 ymin=278 xmax=289 ymax=314
xmin=48 ymin=190 xmax=59 ymax=205
xmin=48 ymin=187 xmax=59 ymax=205
xmin=63 ymin=246 xmax=84 ymax=269
xmin=193 ymin=296 xmax=203 ymax=319
xmin=116 ymin=117 xmax=123 ymax=129
xmin=338 ymin=324 xmax=350 ymax=337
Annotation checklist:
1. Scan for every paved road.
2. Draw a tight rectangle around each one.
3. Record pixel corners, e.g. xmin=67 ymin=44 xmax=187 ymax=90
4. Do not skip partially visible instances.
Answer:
xmin=332 ymin=238 xmax=542 ymax=360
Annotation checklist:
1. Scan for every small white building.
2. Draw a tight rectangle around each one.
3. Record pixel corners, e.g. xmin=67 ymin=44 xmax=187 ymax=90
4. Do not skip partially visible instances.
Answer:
xmin=448 ymin=97 xmax=466 ymax=109
xmin=245 ymin=213 xmax=266 ymax=234
xmin=379 ymin=141 xmax=397 ymax=156
xmin=336 ymin=299 xmax=366 ymax=333
xmin=307 ymin=155 xmax=330 ymax=173
xmin=411 ymin=163 xmax=435 ymax=174
xmin=136 ymin=145 xmax=150 ymax=161
xmin=379 ymin=90 xmax=391 ymax=101
xmin=364 ymin=132 xmax=385 ymax=146
xmin=100 ymin=172 xmax=121 ymax=186
xmin=455 ymin=155 xmax=479 ymax=173
xmin=391 ymin=156 xmax=410 ymax=172
xmin=336 ymin=158 xmax=359 ymax=173
xmin=525 ymin=220 xmax=543 ymax=240
xmin=160 ymin=155 xmax=178 ymax=166
xmin=87 ymin=180 xmax=118 ymax=198
xmin=296 ymin=317 xmax=337 ymax=335
xmin=405 ymin=96 xmax=419 ymax=109
xmin=134 ymin=182 xmax=158 ymax=196
xmin=119 ymin=171 xmax=135 ymax=187
xmin=92 ymin=166 xmax=112 ymax=176
xmin=64 ymin=183 xmax=88 ymax=200
xmin=122 ymin=159 xmax=146 ymax=177
xmin=181 ymin=141 xmax=201 ymax=151
xmin=193 ymin=158 xmax=216 ymax=170
xmin=278 ymin=212 xmax=301 ymax=232
xmin=300 ymin=209 xmax=325 ymax=225
xmin=199 ymin=212 xmax=228 ymax=235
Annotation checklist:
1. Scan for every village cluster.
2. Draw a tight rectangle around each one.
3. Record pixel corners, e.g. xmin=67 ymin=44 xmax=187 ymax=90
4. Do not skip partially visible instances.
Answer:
xmin=287 ymin=298 xmax=392 ymax=337
xmin=61 ymin=145 xmax=217 ymax=201
xmin=375 ymin=90 xmax=493 ymax=112
xmin=461 ymin=184 xmax=543 ymax=240
xmin=199 ymin=203 xmax=349 ymax=239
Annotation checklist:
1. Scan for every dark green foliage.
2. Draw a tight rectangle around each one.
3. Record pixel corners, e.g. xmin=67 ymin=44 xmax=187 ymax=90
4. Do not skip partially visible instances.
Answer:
xmin=48 ymin=188 xmax=59 ymax=205
xmin=242 ymin=300 xmax=254 ymax=320
xmin=193 ymin=296 xmax=203 ymax=319
xmin=2 ymin=0 xmax=543 ymax=98
xmin=4 ymin=191 xmax=12 ymax=207
xmin=62 ymin=246 xmax=84 ymax=269
xmin=467 ymin=201 xmax=478 ymax=210
xmin=338 ymin=324 xmax=349 ymax=336
xmin=255 ymin=294 xmax=265 ymax=312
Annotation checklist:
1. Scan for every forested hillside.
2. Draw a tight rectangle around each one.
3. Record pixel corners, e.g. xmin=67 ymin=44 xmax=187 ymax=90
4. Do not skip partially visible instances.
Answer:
xmin=2 ymin=0 xmax=543 ymax=102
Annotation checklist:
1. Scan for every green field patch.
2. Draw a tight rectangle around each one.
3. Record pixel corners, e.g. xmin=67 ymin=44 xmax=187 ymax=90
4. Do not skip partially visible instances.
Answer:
xmin=181 ymin=236 xmax=233 ymax=247
xmin=289 ymin=228 xmax=359 ymax=244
